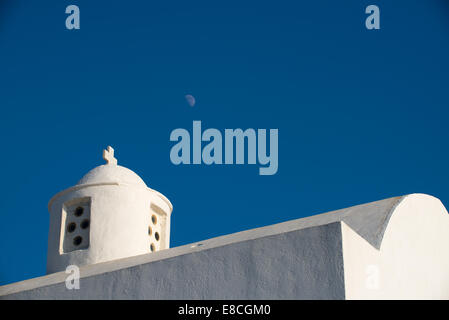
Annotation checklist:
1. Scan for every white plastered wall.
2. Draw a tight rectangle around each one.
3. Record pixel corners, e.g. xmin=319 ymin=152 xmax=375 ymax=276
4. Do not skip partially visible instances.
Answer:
xmin=47 ymin=183 xmax=172 ymax=274
xmin=342 ymin=193 xmax=449 ymax=299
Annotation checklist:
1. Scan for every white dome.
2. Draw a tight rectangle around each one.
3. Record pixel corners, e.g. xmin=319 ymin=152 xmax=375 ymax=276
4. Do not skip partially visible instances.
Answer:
xmin=77 ymin=164 xmax=147 ymax=188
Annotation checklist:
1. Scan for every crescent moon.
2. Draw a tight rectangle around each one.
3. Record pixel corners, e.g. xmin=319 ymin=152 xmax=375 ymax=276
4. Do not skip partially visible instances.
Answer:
xmin=185 ymin=94 xmax=196 ymax=107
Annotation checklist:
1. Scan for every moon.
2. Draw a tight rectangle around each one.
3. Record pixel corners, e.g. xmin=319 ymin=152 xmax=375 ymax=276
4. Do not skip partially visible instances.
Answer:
xmin=185 ymin=94 xmax=196 ymax=107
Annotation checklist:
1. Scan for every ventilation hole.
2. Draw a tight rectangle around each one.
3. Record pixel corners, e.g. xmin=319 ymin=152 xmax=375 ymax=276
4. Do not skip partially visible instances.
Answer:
xmin=73 ymin=236 xmax=82 ymax=246
xmin=151 ymin=215 xmax=157 ymax=225
xmin=150 ymin=243 xmax=155 ymax=252
xmin=155 ymin=232 xmax=160 ymax=241
xmin=148 ymin=226 xmax=152 ymax=236
xmin=81 ymin=219 xmax=90 ymax=229
xmin=74 ymin=207 xmax=84 ymax=217
xmin=67 ymin=223 xmax=76 ymax=233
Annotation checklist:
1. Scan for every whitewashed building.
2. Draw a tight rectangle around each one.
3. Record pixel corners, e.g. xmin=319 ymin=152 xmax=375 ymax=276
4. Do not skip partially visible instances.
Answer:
xmin=1 ymin=147 xmax=449 ymax=299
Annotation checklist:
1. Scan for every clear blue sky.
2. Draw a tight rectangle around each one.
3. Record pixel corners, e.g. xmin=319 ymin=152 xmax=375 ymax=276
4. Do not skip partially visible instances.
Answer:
xmin=1 ymin=1 xmax=448 ymax=285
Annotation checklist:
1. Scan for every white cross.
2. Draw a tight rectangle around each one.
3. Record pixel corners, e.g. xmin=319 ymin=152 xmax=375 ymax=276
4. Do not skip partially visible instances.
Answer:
xmin=103 ymin=146 xmax=117 ymax=165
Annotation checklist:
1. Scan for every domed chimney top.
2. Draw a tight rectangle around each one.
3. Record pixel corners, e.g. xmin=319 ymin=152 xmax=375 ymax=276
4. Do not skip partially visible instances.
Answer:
xmin=76 ymin=146 xmax=147 ymax=188
xmin=46 ymin=145 xmax=173 ymax=274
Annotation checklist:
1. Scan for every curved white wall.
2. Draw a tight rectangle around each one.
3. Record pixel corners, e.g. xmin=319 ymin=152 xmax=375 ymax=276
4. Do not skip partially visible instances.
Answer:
xmin=342 ymin=193 xmax=449 ymax=299
xmin=47 ymin=183 xmax=172 ymax=274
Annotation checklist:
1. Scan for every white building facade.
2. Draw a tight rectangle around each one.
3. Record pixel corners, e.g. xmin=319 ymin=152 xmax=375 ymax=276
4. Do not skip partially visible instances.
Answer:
xmin=46 ymin=146 xmax=172 ymax=274
xmin=1 ymin=148 xmax=449 ymax=299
